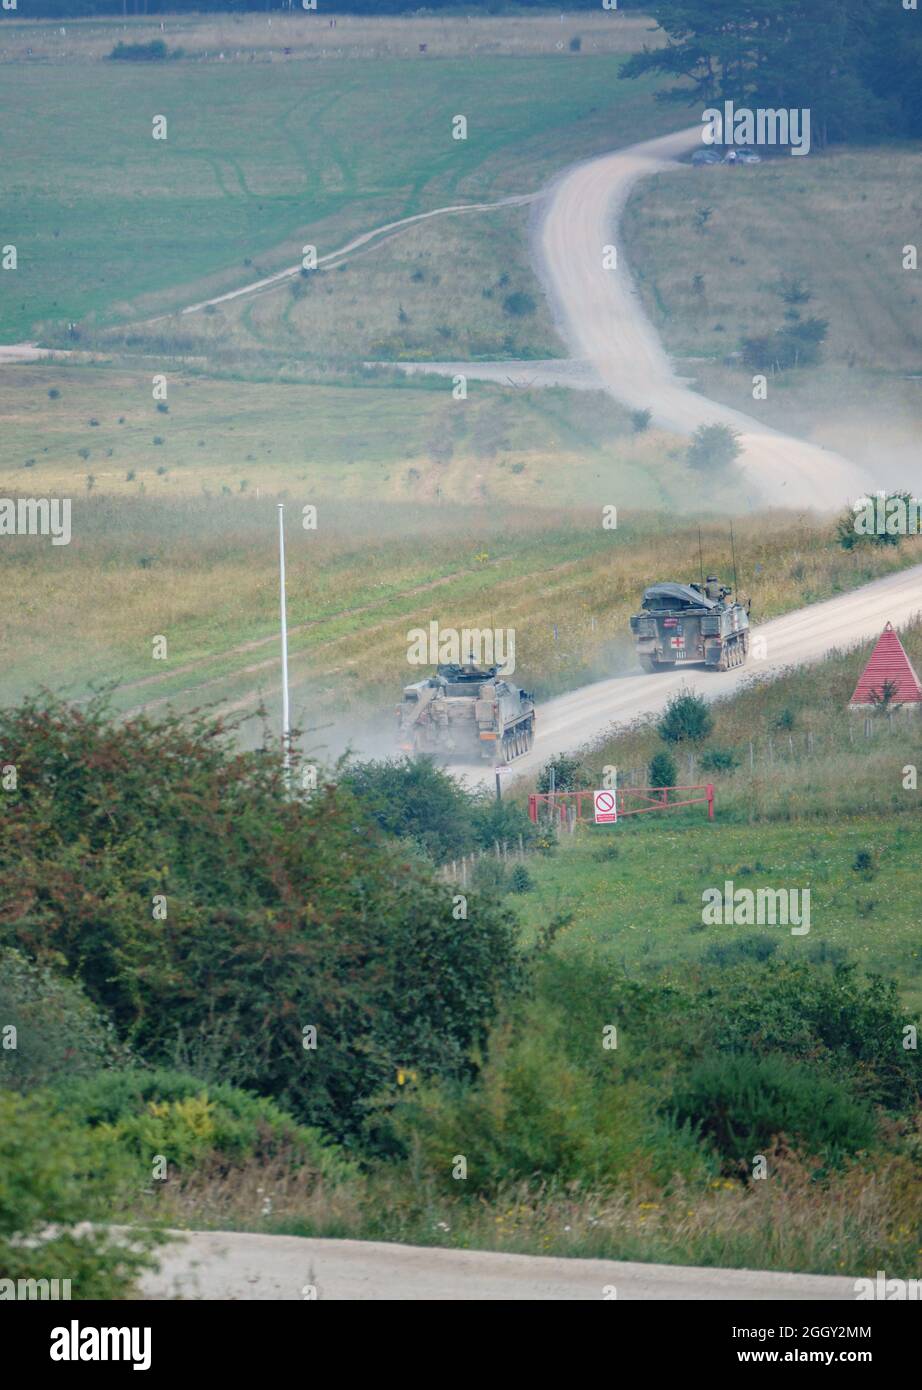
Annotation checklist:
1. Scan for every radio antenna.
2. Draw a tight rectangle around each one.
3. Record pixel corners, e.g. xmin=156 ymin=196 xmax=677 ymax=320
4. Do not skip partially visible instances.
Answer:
xmin=729 ymin=521 xmax=740 ymax=596
xmin=697 ymin=526 xmax=705 ymax=588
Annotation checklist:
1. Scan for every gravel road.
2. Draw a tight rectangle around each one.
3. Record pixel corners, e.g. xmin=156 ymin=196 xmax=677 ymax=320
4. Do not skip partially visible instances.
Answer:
xmin=533 ymin=127 xmax=874 ymax=509
xmin=141 ymin=1230 xmax=860 ymax=1301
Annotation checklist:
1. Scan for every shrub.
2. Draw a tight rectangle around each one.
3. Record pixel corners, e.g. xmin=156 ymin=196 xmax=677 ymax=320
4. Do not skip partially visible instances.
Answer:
xmin=648 ymin=750 xmax=677 ymax=787
xmin=509 ymin=864 xmax=534 ymax=894
xmin=701 ymin=934 xmax=779 ymax=968
xmin=630 ymin=407 xmax=652 ymax=433
xmin=391 ymin=1007 xmax=654 ymax=1191
xmin=687 ymin=423 xmax=741 ymax=473
xmin=537 ymin=754 xmax=584 ymax=793
xmin=502 ymin=291 xmax=537 ymax=318
xmin=658 ymin=691 xmax=713 ymax=744
xmin=0 ymin=1090 xmax=158 ymax=1296
xmin=0 ymin=696 xmax=523 ymax=1142
xmin=0 ymin=949 xmax=124 ymax=1093
xmin=54 ymin=1068 xmax=356 ymax=1184
xmin=699 ymin=746 xmax=740 ymax=772
xmin=47 ymin=388 xmax=60 ymax=400
xmin=340 ymin=756 xmax=475 ymax=861
xmin=669 ymin=1052 xmax=877 ymax=1172
xmin=108 ymin=40 xmax=180 ymax=62
xmin=690 ymin=962 xmax=921 ymax=1111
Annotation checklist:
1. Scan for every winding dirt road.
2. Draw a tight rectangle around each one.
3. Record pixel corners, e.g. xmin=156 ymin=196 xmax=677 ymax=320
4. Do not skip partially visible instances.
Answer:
xmin=533 ymin=127 xmax=874 ymax=509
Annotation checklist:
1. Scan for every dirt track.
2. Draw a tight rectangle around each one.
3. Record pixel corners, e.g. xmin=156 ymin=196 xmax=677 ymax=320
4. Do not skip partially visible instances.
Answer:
xmin=141 ymin=1229 xmax=859 ymax=1301
xmin=534 ymin=127 xmax=874 ymax=509
xmin=454 ymin=561 xmax=922 ymax=788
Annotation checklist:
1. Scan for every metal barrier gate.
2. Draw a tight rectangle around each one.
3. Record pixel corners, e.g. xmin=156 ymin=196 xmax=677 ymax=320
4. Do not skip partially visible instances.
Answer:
xmin=527 ymin=784 xmax=715 ymax=824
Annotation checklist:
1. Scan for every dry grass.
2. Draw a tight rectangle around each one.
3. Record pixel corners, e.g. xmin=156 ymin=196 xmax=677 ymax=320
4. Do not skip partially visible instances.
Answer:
xmin=0 ymin=12 xmax=662 ymax=66
xmin=622 ymin=148 xmax=922 ymax=486
xmin=137 ymin=1144 xmax=922 ymax=1280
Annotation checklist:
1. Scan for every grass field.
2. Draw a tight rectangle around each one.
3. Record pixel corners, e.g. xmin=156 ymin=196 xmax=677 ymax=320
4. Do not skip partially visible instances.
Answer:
xmin=0 ymin=362 xmax=678 ymax=504
xmin=517 ymin=816 xmax=922 ymax=1011
xmin=622 ymin=147 xmax=922 ymax=486
xmin=0 ymin=14 xmax=679 ymax=343
xmin=2 ymin=486 xmax=919 ymax=738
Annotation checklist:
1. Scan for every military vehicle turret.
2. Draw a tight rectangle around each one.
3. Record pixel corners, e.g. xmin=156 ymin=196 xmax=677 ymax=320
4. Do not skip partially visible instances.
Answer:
xmin=397 ymin=663 xmax=536 ymax=763
xmin=630 ymin=575 xmax=751 ymax=672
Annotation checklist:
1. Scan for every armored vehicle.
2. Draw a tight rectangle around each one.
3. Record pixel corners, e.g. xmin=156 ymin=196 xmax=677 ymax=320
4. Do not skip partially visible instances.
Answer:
xmin=630 ymin=575 xmax=750 ymax=672
xmin=397 ymin=663 xmax=536 ymax=763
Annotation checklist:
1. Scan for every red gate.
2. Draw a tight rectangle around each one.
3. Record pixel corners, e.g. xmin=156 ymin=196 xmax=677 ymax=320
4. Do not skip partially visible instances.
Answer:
xmin=527 ymin=784 xmax=714 ymax=823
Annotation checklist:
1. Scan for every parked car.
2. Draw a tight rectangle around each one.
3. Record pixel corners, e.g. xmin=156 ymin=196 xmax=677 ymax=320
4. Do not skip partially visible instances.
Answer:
xmin=691 ymin=149 xmax=723 ymax=166
xmin=735 ymin=148 xmax=762 ymax=164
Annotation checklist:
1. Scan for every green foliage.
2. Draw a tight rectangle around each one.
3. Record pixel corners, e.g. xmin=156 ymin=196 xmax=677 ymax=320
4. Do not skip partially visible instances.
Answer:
xmin=630 ymin=407 xmax=652 ymax=433
xmin=0 ymin=1090 xmax=158 ymax=1297
xmin=669 ymin=1052 xmax=877 ymax=1172
xmin=0 ymin=696 xmax=522 ymax=1142
xmin=657 ymin=691 xmax=714 ymax=745
xmin=509 ymin=864 xmax=534 ymax=894
xmin=108 ymin=40 xmax=180 ymax=62
xmin=702 ymin=934 xmax=778 ymax=968
xmin=502 ymin=291 xmax=537 ymax=318
xmin=341 ymin=756 xmax=474 ymax=861
xmin=391 ymin=1006 xmax=666 ymax=1192
xmin=740 ymin=319 xmax=829 ymax=372
xmin=648 ymin=749 xmax=677 ymax=787
xmin=836 ymin=493 xmax=913 ymax=550
xmin=54 ymin=1068 xmax=356 ymax=1184
xmin=690 ymin=962 xmax=921 ymax=1112
xmin=699 ymin=746 xmax=740 ymax=773
xmin=536 ymin=754 xmax=584 ymax=793
xmin=0 ymin=948 xmax=124 ymax=1093
xmin=686 ymin=423 xmax=741 ymax=473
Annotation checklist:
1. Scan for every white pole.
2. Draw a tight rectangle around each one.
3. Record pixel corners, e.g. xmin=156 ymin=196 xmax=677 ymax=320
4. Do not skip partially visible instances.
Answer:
xmin=278 ymin=504 xmax=291 ymax=775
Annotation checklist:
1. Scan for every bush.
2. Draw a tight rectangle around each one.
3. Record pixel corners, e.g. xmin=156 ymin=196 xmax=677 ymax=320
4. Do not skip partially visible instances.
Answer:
xmin=108 ymin=40 xmax=180 ymax=62
xmin=392 ymin=1007 xmax=655 ymax=1192
xmin=509 ymin=864 xmax=534 ymax=894
xmin=700 ymin=746 xmax=740 ymax=772
xmin=54 ymin=1068 xmax=356 ymax=1184
xmin=690 ymin=962 xmax=921 ymax=1112
xmin=657 ymin=691 xmax=713 ymax=744
xmin=502 ymin=291 xmax=537 ymax=318
xmin=630 ymin=407 xmax=652 ymax=433
xmin=701 ymin=934 xmax=778 ymax=968
xmin=687 ymin=423 xmax=741 ymax=473
xmin=340 ymin=756 xmax=474 ymax=861
xmin=0 ymin=697 xmax=523 ymax=1143
xmin=537 ymin=754 xmax=584 ymax=793
xmin=669 ymin=1052 xmax=877 ymax=1172
xmin=0 ymin=949 xmax=124 ymax=1093
xmin=648 ymin=750 xmax=677 ymax=787
xmin=0 ymin=1090 xmax=158 ymax=1296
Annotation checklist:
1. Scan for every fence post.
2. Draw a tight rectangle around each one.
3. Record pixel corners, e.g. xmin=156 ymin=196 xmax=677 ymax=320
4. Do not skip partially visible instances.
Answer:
xmin=749 ymin=741 xmax=754 ymax=771
xmin=707 ymin=783 xmax=714 ymax=820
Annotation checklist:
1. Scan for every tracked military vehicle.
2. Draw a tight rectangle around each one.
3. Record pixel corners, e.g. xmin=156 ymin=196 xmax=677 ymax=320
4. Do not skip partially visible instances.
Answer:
xmin=397 ymin=663 xmax=536 ymax=763
xmin=630 ymin=575 xmax=750 ymax=672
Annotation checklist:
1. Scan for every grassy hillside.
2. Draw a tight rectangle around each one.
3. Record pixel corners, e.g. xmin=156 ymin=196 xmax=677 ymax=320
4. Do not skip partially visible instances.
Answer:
xmin=516 ymin=816 xmax=922 ymax=1012
xmin=2 ymin=486 xmax=919 ymax=733
xmin=0 ymin=15 xmax=678 ymax=343
xmin=622 ymin=148 xmax=922 ymax=485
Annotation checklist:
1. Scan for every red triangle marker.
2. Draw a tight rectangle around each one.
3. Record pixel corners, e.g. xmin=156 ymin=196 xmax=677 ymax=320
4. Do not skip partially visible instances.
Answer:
xmin=849 ymin=622 xmax=922 ymax=706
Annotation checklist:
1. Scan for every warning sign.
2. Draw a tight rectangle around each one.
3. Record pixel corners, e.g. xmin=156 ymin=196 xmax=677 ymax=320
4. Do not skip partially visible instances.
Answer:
xmin=593 ymin=789 xmax=617 ymax=824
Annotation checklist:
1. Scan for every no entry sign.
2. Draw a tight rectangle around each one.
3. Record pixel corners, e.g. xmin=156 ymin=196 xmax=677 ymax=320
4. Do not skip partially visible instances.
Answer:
xmin=593 ymin=789 xmax=617 ymax=824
